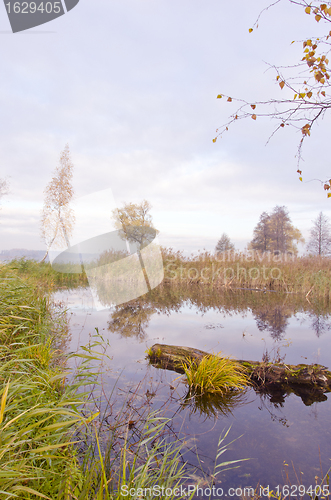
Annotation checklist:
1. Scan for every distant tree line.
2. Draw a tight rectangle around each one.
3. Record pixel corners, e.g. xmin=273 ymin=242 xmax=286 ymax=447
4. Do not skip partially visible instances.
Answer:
xmin=215 ymin=206 xmax=331 ymax=257
xmin=249 ymin=206 xmax=304 ymax=255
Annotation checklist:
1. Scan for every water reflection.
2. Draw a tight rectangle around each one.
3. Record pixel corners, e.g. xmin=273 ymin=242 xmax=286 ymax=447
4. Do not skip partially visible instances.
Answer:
xmin=59 ymin=282 xmax=331 ymax=491
xmin=181 ymin=388 xmax=249 ymax=420
xmin=254 ymin=305 xmax=291 ymax=340
xmin=309 ymin=311 xmax=331 ymax=337
xmin=103 ymin=282 xmax=331 ymax=341
xmin=107 ymin=301 xmax=155 ymax=340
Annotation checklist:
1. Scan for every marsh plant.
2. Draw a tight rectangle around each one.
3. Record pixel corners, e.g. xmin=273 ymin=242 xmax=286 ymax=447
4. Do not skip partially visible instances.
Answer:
xmin=181 ymin=353 xmax=249 ymax=396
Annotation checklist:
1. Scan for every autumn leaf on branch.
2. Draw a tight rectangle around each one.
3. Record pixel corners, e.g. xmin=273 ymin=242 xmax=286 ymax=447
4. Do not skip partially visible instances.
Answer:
xmin=214 ymin=0 xmax=331 ymax=196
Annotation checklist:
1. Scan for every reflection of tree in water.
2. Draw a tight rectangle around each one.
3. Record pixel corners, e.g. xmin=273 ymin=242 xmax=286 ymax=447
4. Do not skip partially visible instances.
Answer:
xmin=309 ymin=311 xmax=331 ymax=338
xmin=107 ymin=288 xmax=184 ymax=340
xmin=257 ymin=392 xmax=289 ymax=427
xmin=108 ymin=300 xmax=155 ymax=341
xmin=106 ymin=282 xmax=330 ymax=341
xmin=254 ymin=306 xmax=291 ymax=341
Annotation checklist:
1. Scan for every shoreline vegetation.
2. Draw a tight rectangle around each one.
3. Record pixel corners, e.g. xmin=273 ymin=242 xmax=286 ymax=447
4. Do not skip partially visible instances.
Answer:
xmin=0 ymin=261 xmax=203 ymax=499
xmin=161 ymin=248 xmax=331 ymax=300
xmin=4 ymin=246 xmax=331 ymax=300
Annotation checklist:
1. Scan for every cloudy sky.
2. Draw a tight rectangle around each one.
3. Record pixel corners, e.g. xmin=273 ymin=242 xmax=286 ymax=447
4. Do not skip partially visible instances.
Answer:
xmin=1 ymin=0 xmax=331 ymax=254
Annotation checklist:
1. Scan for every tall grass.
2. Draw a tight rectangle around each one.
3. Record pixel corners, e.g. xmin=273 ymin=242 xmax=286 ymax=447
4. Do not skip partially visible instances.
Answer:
xmin=162 ymin=248 xmax=331 ymax=299
xmin=182 ymin=353 xmax=249 ymax=396
xmin=0 ymin=264 xmax=95 ymax=498
xmin=6 ymin=257 xmax=88 ymax=289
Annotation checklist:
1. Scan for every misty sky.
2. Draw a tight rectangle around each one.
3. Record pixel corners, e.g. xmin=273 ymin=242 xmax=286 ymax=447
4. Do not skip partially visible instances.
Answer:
xmin=1 ymin=0 xmax=331 ymax=254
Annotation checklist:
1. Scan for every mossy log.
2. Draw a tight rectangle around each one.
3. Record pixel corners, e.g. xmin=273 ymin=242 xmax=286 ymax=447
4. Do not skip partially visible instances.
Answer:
xmin=148 ymin=343 xmax=331 ymax=405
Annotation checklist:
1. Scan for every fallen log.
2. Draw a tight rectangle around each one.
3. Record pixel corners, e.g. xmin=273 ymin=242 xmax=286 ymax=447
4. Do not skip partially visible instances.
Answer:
xmin=148 ymin=343 xmax=331 ymax=406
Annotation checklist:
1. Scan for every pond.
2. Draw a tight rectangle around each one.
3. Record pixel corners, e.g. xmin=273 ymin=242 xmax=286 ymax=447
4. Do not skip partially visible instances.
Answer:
xmin=55 ymin=283 xmax=331 ymax=497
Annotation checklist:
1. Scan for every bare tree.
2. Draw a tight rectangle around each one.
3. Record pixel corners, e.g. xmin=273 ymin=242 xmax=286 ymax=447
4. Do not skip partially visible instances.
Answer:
xmin=307 ymin=211 xmax=331 ymax=255
xmin=215 ymin=233 xmax=235 ymax=254
xmin=213 ymin=0 xmax=331 ymax=195
xmin=40 ymin=145 xmax=75 ymax=262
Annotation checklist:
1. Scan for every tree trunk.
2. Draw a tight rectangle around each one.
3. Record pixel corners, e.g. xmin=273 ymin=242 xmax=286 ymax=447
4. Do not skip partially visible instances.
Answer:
xmin=148 ymin=343 xmax=331 ymax=405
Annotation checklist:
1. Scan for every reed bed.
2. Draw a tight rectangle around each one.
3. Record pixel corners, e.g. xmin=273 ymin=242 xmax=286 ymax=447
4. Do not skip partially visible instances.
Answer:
xmin=162 ymin=248 xmax=331 ymax=300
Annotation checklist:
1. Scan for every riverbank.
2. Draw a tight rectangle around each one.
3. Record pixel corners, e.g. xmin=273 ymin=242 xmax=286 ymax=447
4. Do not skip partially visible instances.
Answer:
xmin=162 ymin=249 xmax=331 ymax=299
xmin=0 ymin=261 xmax=197 ymax=499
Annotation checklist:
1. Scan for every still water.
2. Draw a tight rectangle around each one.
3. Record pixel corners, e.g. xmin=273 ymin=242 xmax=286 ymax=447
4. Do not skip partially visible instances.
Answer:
xmin=55 ymin=284 xmax=331 ymax=494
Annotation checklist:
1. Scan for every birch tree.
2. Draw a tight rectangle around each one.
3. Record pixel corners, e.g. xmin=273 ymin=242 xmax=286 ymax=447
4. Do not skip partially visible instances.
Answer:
xmin=307 ymin=211 xmax=331 ymax=255
xmin=40 ymin=145 xmax=75 ymax=262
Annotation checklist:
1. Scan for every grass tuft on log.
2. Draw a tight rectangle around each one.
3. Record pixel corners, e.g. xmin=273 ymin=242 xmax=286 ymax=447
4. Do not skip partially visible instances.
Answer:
xmin=182 ymin=353 xmax=249 ymax=395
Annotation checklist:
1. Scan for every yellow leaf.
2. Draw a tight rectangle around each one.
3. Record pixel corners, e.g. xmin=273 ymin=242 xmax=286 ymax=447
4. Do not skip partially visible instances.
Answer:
xmin=315 ymin=14 xmax=322 ymax=21
xmin=328 ymin=7 xmax=331 ymax=15
xmin=249 ymin=28 xmax=253 ymax=33
xmin=294 ymin=94 xmax=298 ymax=99
xmin=217 ymin=94 xmax=222 ymax=99
xmin=279 ymin=81 xmax=285 ymax=89
xmin=305 ymin=6 xmax=311 ymax=14
xmin=212 ymin=138 xmax=217 ymax=143
xmin=327 ymin=192 xmax=331 ymax=198
xmin=320 ymin=4 xmax=327 ymax=12
xmin=306 ymin=39 xmax=312 ymax=46
xmin=302 ymin=123 xmax=311 ymax=136
xmin=321 ymin=91 xmax=326 ymax=96
xmin=307 ymin=91 xmax=313 ymax=98
xmin=299 ymin=93 xmax=306 ymax=98
xmin=227 ymin=97 xmax=232 ymax=102
xmin=276 ymin=75 xmax=280 ymax=81
xmin=299 ymin=177 xmax=303 ymax=182
xmin=251 ymin=114 xmax=257 ymax=120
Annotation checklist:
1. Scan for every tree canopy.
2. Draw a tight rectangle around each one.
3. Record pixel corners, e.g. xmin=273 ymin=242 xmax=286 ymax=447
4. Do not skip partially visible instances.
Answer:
xmin=250 ymin=205 xmax=304 ymax=254
xmin=111 ymin=200 xmax=158 ymax=250
xmin=215 ymin=233 xmax=235 ymax=254
xmin=307 ymin=211 xmax=331 ymax=255
xmin=214 ymin=0 xmax=331 ymax=195
xmin=111 ymin=200 xmax=159 ymax=292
